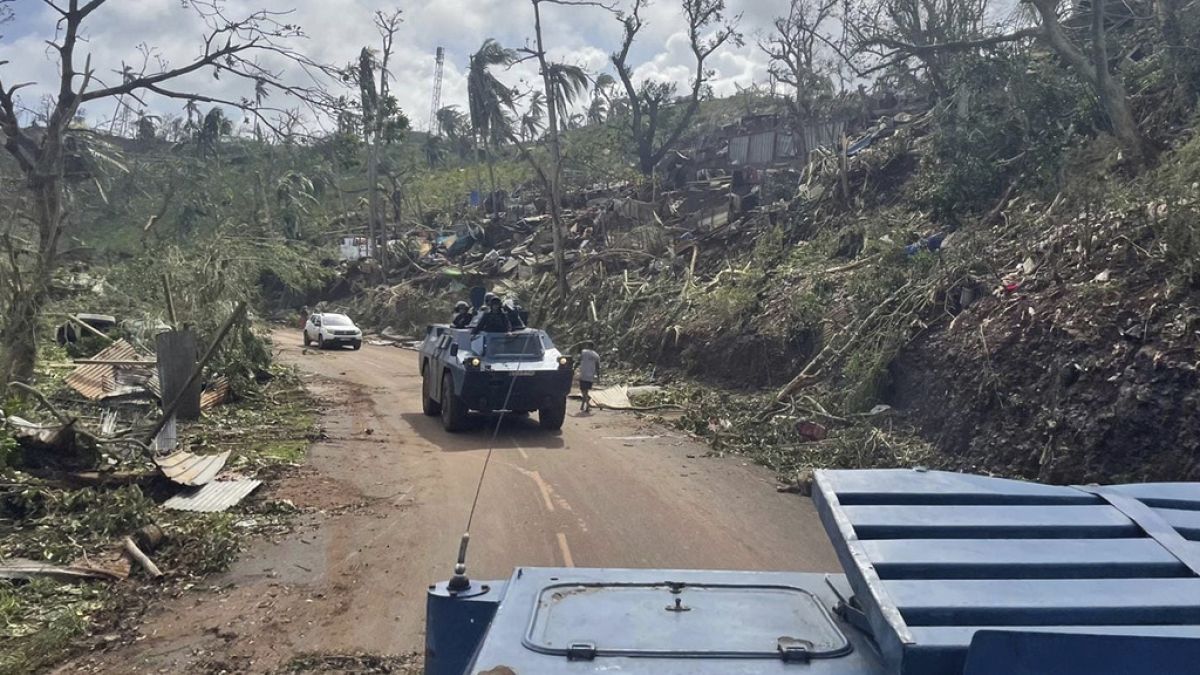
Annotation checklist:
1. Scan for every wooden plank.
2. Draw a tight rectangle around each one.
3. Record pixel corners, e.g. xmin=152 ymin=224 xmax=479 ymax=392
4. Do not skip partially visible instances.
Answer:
xmin=861 ymin=539 xmax=1192 ymax=579
xmin=887 ymin=578 xmax=1200 ymax=626
xmin=843 ymin=505 xmax=1140 ymax=539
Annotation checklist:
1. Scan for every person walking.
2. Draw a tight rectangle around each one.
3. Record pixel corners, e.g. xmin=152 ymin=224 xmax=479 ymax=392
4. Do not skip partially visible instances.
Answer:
xmin=578 ymin=343 xmax=601 ymax=413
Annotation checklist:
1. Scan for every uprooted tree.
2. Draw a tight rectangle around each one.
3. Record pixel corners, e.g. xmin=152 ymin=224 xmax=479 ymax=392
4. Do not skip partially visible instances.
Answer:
xmin=0 ymin=0 xmax=327 ymax=391
xmin=611 ymin=0 xmax=742 ymax=175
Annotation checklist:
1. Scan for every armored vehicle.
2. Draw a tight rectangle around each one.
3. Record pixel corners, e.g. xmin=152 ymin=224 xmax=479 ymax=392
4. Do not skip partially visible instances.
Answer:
xmin=418 ymin=324 xmax=572 ymax=432
xmin=425 ymin=468 xmax=1200 ymax=674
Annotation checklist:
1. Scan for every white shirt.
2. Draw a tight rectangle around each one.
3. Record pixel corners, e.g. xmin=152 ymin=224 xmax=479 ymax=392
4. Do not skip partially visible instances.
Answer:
xmin=579 ymin=349 xmax=600 ymax=381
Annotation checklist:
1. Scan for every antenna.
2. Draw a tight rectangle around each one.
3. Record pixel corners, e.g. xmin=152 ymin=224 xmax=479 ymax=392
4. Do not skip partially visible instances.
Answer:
xmin=428 ymin=46 xmax=445 ymax=135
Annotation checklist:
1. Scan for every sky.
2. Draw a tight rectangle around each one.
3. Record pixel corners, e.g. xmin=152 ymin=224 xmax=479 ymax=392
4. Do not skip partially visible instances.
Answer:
xmin=0 ymin=0 xmax=790 ymax=133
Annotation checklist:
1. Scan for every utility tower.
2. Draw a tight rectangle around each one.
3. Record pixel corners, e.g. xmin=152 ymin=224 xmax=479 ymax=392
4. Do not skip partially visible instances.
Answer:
xmin=428 ymin=46 xmax=445 ymax=135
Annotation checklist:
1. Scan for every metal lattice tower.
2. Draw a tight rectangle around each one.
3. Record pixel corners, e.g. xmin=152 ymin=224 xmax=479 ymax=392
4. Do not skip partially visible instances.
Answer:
xmin=428 ymin=47 xmax=445 ymax=135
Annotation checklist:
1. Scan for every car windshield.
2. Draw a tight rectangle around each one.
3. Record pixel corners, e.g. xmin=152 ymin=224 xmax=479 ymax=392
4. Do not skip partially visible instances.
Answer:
xmin=322 ymin=314 xmax=353 ymax=327
xmin=485 ymin=333 xmax=544 ymax=358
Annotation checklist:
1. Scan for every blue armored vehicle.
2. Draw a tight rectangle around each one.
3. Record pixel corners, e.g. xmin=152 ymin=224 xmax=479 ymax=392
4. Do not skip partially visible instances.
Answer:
xmin=425 ymin=468 xmax=1200 ymax=674
xmin=418 ymin=322 xmax=572 ymax=433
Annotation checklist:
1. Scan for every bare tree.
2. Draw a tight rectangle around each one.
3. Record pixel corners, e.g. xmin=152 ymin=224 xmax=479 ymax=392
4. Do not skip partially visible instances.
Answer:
xmin=759 ymin=0 xmax=839 ymax=119
xmin=0 ymin=0 xmax=330 ymax=388
xmin=510 ymin=0 xmax=620 ymax=295
xmin=840 ymin=0 xmax=1027 ymax=96
xmin=612 ymin=0 xmax=742 ymax=175
xmin=358 ymin=9 xmax=408 ymax=272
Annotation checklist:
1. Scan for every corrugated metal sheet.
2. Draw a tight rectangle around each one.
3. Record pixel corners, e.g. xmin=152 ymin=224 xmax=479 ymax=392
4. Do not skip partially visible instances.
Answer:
xmin=200 ymin=377 xmax=232 ymax=410
xmin=154 ymin=449 xmax=230 ymax=486
xmin=162 ymin=479 xmax=262 ymax=512
xmin=797 ymin=120 xmax=845 ymax=159
xmin=746 ymin=131 xmax=776 ymax=165
xmin=66 ymin=339 xmax=143 ymax=399
xmin=728 ymin=135 xmax=750 ymax=164
xmin=776 ymin=132 xmax=797 ymax=159
xmin=813 ymin=469 xmax=1200 ymax=675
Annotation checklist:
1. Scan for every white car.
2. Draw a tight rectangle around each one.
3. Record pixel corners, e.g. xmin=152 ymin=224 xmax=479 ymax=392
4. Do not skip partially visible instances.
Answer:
xmin=303 ymin=312 xmax=363 ymax=350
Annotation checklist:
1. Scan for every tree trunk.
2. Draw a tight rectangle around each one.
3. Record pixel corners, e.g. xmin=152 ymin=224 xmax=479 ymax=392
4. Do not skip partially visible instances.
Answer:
xmin=1090 ymin=0 xmax=1152 ymax=166
xmin=532 ymin=0 xmax=569 ymax=296
xmin=485 ymin=140 xmax=499 ymax=220
xmin=1099 ymin=77 xmax=1150 ymax=165
xmin=1 ymin=175 xmax=61 ymax=392
xmin=639 ymin=146 xmax=655 ymax=176
xmin=1 ymin=288 xmax=42 ymax=389
xmin=366 ymin=139 xmax=382 ymax=268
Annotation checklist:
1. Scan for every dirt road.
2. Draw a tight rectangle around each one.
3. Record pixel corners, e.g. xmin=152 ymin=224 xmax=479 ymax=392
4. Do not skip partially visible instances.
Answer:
xmin=65 ymin=331 xmax=837 ymax=673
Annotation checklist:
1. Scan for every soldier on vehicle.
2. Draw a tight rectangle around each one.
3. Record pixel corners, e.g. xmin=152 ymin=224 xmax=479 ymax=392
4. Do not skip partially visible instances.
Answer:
xmin=503 ymin=296 xmax=526 ymax=330
xmin=476 ymin=293 xmax=497 ymax=321
xmin=578 ymin=343 xmax=601 ymax=413
xmin=472 ymin=295 xmax=513 ymax=335
xmin=451 ymin=301 xmax=472 ymax=329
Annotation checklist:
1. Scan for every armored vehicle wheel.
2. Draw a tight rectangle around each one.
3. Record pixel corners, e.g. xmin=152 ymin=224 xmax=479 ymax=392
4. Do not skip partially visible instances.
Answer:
xmin=421 ymin=367 xmax=441 ymax=416
xmin=539 ymin=397 xmax=567 ymax=431
xmin=441 ymin=372 xmax=469 ymax=432
xmin=317 ymin=334 xmax=326 ymax=349
xmin=351 ymin=340 xmax=362 ymax=350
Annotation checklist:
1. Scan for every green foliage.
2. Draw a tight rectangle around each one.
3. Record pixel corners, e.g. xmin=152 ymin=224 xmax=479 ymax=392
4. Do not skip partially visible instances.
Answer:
xmin=409 ymin=158 xmax=532 ymax=213
xmin=0 ymin=578 xmax=109 ymax=675
xmin=158 ymin=513 xmax=240 ymax=576
xmin=1148 ymin=126 xmax=1200 ymax=286
xmin=0 ymin=486 xmax=155 ymax=564
xmin=913 ymin=51 xmax=1093 ymax=223
xmin=560 ymin=122 xmax=641 ymax=187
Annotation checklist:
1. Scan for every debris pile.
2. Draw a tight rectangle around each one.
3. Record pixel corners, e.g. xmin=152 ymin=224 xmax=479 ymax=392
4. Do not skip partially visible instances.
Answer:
xmin=1 ymin=299 xmax=310 ymax=669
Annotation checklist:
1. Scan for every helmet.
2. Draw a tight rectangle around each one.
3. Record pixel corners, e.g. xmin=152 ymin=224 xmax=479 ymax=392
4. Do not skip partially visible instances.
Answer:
xmin=488 ymin=295 xmax=502 ymax=307
xmin=454 ymin=301 xmax=469 ymax=311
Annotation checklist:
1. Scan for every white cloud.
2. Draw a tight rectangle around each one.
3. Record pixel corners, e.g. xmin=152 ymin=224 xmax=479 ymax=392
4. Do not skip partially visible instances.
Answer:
xmin=1 ymin=0 xmax=779 ymax=133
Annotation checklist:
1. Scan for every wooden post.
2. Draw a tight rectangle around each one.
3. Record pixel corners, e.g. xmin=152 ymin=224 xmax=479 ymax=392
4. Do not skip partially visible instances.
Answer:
xmin=156 ymin=330 xmax=201 ymax=421
xmin=161 ymin=274 xmax=177 ymax=326
xmin=142 ymin=302 xmax=246 ymax=446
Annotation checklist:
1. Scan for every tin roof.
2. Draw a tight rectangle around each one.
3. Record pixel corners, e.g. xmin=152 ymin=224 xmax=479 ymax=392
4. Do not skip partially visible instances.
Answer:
xmin=200 ymin=376 xmax=232 ymax=411
xmin=162 ymin=479 xmax=261 ymax=512
xmin=65 ymin=339 xmax=158 ymax=400
xmin=154 ymin=450 xmax=230 ymax=486
xmin=812 ymin=469 xmax=1200 ymax=675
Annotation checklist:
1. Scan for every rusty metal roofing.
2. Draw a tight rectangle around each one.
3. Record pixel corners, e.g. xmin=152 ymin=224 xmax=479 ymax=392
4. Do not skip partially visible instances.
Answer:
xmin=66 ymin=339 xmax=158 ymax=400
xmin=154 ymin=449 xmax=230 ymax=486
xmin=162 ymin=479 xmax=262 ymax=512
xmin=200 ymin=376 xmax=232 ymax=411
